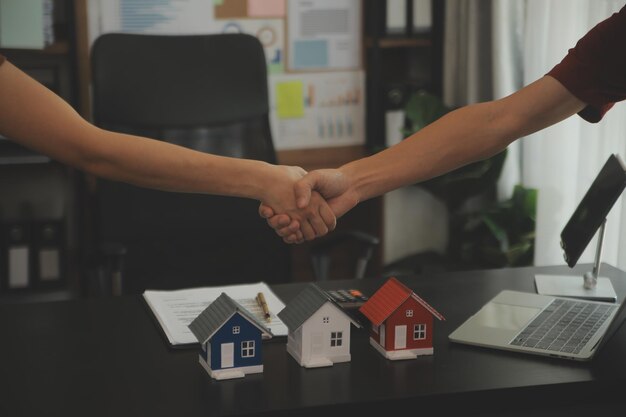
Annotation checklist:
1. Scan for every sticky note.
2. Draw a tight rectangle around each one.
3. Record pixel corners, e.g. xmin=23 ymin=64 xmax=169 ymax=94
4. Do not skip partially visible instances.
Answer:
xmin=276 ymin=81 xmax=305 ymax=119
xmin=248 ymin=0 xmax=285 ymax=17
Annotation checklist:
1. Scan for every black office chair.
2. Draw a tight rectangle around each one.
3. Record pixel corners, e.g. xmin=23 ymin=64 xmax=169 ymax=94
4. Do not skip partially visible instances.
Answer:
xmin=86 ymin=33 xmax=378 ymax=295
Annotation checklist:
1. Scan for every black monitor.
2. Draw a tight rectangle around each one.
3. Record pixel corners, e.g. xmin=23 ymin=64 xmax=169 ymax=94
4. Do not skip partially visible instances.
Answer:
xmin=561 ymin=153 xmax=626 ymax=268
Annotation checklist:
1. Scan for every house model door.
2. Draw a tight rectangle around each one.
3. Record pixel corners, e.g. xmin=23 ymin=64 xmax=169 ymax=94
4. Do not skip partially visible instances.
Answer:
xmin=221 ymin=342 xmax=234 ymax=368
xmin=310 ymin=332 xmax=324 ymax=358
xmin=395 ymin=325 xmax=407 ymax=349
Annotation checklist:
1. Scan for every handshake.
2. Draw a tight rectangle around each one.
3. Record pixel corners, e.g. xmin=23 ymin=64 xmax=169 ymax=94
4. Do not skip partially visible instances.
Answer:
xmin=256 ymin=164 xmax=361 ymax=244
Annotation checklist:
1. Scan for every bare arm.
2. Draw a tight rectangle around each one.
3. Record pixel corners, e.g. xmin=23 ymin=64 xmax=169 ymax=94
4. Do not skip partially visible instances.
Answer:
xmin=0 ymin=61 xmax=335 ymax=238
xmin=263 ymin=76 xmax=586 ymax=242
xmin=341 ymin=75 xmax=585 ymax=203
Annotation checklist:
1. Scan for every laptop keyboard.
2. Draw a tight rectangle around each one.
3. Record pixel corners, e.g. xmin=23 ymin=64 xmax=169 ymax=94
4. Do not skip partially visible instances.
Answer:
xmin=510 ymin=298 xmax=617 ymax=354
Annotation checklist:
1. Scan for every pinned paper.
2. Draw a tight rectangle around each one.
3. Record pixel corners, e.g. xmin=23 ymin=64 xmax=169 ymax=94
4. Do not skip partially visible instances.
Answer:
xmin=215 ymin=0 xmax=247 ymax=19
xmin=293 ymin=40 xmax=328 ymax=69
xmin=248 ymin=0 xmax=285 ymax=17
xmin=276 ymin=81 xmax=305 ymax=119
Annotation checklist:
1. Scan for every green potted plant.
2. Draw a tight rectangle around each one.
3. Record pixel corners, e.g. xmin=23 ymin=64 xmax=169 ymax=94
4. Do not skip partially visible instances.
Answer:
xmin=400 ymin=90 xmax=536 ymax=269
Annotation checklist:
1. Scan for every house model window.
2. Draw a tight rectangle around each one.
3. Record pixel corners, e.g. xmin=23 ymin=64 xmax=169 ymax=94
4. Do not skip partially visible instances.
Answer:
xmin=323 ymin=317 xmax=329 ymax=323
xmin=330 ymin=331 xmax=343 ymax=347
xmin=241 ymin=340 xmax=255 ymax=357
xmin=232 ymin=326 xmax=240 ymax=334
xmin=406 ymin=309 xmax=414 ymax=317
xmin=413 ymin=324 xmax=426 ymax=340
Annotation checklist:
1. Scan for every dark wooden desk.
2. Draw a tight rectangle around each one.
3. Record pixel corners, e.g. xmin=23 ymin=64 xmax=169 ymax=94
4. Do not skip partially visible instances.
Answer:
xmin=2 ymin=264 xmax=626 ymax=417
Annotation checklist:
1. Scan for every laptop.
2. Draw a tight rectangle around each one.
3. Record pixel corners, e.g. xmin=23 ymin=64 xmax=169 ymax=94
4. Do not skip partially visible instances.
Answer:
xmin=450 ymin=154 xmax=626 ymax=361
xmin=449 ymin=289 xmax=623 ymax=360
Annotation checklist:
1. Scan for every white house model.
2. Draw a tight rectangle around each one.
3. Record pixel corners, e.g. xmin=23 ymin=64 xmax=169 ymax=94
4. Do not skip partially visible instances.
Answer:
xmin=278 ymin=283 xmax=361 ymax=368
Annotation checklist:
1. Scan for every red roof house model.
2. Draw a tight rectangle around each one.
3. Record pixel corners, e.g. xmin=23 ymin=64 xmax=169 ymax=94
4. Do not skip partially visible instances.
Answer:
xmin=359 ymin=277 xmax=445 ymax=360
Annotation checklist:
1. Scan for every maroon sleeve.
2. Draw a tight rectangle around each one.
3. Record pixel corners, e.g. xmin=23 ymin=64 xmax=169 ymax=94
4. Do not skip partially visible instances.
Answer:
xmin=547 ymin=6 xmax=626 ymax=123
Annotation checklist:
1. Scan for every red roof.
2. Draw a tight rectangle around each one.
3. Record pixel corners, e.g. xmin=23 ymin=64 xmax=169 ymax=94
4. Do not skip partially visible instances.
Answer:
xmin=359 ymin=277 xmax=445 ymax=325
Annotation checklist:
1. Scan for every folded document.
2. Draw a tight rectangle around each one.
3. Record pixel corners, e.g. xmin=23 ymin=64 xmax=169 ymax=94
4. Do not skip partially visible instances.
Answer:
xmin=143 ymin=282 xmax=288 ymax=347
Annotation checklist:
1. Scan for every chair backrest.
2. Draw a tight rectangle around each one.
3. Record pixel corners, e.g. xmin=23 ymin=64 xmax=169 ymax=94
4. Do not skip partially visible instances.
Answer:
xmin=89 ymin=33 xmax=290 ymax=293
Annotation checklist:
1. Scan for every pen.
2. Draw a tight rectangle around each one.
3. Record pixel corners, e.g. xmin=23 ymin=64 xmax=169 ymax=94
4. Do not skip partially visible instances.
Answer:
xmin=256 ymin=292 xmax=271 ymax=321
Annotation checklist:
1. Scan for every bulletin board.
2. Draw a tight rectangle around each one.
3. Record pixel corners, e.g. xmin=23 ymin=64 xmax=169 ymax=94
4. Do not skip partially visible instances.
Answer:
xmin=86 ymin=0 xmax=365 ymax=150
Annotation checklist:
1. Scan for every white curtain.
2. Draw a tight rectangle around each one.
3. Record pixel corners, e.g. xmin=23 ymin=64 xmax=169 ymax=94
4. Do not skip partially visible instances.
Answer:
xmin=521 ymin=0 xmax=626 ymax=269
xmin=444 ymin=0 xmax=626 ymax=270
xmin=444 ymin=0 xmax=525 ymax=201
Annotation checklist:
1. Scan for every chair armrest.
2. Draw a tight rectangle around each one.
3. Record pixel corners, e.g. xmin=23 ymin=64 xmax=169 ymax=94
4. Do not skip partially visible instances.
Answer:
xmin=86 ymin=242 xmax=127 ymax=297
xmin=310 ymin=230 xmax=380 ymax=281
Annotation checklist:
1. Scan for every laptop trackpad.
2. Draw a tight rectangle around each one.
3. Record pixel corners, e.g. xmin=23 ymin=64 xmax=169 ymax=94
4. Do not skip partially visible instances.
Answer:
xmin=474 ymin=302 xmax=541 ymax=331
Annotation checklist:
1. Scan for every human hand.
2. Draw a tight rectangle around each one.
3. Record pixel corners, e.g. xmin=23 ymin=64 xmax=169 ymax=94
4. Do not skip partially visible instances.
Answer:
xmin=260 ymin=168 xmax=359 ymax=243
xmin=259 ymin=165 xmax=337 ymax=243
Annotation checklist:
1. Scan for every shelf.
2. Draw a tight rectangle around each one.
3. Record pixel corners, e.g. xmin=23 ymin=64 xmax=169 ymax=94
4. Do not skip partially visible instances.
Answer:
xmin=0 ymin=288 xmax=76 ymax=305
xmin=0 ymin=137 xmax=51 ymax=165
xmin=365 ymin=37 xmax=432 ymax=49
xmin=277 ymin=145 xmax=370 ymax=172
xmin=1 ymin=41 xmax=70 ymax=55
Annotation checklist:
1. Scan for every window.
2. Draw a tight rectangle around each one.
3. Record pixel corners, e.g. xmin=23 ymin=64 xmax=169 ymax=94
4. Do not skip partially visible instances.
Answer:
xmin=406 ymin=309 xmax=414 ymax=317
xmin=413 ymin=324 xmax=426 ymax=340
xmin=330 ymin=331 xmax=343 ymax=347
xmin=323 ymin=317 xmax=329 ymax=324
xmin=232 ymin=326 xmax=240 ymax=334
xmin=241 ymin=340 xmax=255 ymax=357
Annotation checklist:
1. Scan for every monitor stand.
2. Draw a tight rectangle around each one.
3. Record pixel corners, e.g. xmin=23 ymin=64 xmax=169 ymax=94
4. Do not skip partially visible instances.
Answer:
xmin=534 ymin=219 xmax=617 ymax=302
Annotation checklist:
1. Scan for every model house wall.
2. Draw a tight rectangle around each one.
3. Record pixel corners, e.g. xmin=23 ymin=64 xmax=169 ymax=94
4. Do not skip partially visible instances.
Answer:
xmin=291 ymin=302 xmax=353 ymax=367
xmin=204 ymin=312 xmax=265 ymax=372
xmin=369 ymin=297 xmax=434 ymax=353
xmin=279 ymin=283 xmax=361 ymax=368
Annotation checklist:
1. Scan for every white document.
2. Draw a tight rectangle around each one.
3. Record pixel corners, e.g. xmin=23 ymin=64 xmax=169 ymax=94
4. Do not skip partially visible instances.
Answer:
xmin=287 ymin=0 xmax=361 ymax=71
xmin=143 ymin=282 xmax=288 ymax=347
xmin=87 ymin=0 xmax=216 ymax=45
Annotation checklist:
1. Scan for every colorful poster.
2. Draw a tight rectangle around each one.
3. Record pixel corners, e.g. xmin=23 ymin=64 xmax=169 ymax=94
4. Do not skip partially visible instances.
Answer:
xmin=217 ymin=19 xmax=285 ymax=73
xmin=248 ymin=0 xmax=285 ymax=17
xmin=269 ymin=71 xmax=365 ymax=150
xmin=214 ymin=0 xmax=285 ymax=19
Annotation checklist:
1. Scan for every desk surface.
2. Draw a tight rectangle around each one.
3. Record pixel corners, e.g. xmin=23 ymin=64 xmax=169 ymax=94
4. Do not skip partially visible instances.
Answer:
xmin=2 ymin=264 xmax=626 ymax=417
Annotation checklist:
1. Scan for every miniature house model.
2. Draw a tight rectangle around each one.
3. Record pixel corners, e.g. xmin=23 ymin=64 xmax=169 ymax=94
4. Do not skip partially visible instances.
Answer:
xmin=188 ymin=293 xmax=273 ymax=380
xmin=278 ymin=283 xmax=361 ymax=368
xmin=359 ymin=277 xmax=445 ymax=360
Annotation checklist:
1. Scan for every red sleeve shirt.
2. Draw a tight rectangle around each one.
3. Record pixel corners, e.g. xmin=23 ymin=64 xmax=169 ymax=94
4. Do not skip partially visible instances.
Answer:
xmin=547 ymin=6 xmax=626 ymax=123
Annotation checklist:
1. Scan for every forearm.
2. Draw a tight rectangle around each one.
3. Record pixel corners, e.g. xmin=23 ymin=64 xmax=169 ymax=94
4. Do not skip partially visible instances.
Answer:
xmin=342 ymin=101 xmax=512 ymax=202
xmin=341 ymin=76 xmax=585 ymax=203
xmin=77 ymin=127 xmax=273 ymax=199
xmin=0 ymin=61 xmax=274 ymax=201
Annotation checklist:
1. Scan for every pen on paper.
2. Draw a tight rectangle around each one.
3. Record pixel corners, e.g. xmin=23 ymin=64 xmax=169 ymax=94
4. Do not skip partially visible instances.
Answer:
xmin=256 ymin=292 xmax=271 ymax=321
